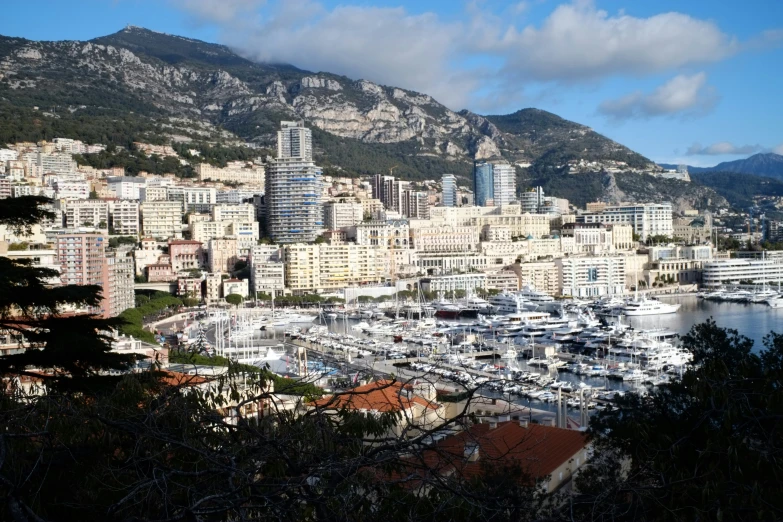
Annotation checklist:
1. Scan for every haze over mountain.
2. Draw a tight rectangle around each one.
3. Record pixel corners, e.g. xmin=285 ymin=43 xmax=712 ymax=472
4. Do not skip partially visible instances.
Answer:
xmin=0 ymin=26 xmax=723 ymax=209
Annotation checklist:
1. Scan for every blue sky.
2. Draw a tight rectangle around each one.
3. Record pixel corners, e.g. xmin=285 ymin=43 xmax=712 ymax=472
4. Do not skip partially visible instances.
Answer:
xmin=1 ymin=0 xmax=781 ymax=166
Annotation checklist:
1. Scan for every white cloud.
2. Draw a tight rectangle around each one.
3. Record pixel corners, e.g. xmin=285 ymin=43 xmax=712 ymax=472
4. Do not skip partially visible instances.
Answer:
xmin=169 ymin=0 xmax=780 ymax=112
xmin=598 ymin=73 xmax=718 ymax=120
xmin=686 ymin=142 xmax=764 ymax=156
xmin=494 ymin=2 xmax=738 ymax=82
xmin=772 ymin=143 xmax=783 ymax=155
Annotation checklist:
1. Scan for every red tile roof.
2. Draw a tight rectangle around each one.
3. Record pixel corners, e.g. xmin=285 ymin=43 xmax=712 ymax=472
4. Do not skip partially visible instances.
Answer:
xmin=421 ymin=421 xmax=588 ymax=481
xmin=313 ymin=380 xmax=438 ymax=413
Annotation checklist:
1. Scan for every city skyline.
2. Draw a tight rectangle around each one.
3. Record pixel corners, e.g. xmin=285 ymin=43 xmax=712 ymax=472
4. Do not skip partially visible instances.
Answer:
xmin=1 ymin=0 xmax=781 ymax=167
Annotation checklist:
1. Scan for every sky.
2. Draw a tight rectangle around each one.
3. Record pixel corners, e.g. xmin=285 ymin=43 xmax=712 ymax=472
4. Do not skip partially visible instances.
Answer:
xmin=1 ymin=0 xmax=781 ymax=167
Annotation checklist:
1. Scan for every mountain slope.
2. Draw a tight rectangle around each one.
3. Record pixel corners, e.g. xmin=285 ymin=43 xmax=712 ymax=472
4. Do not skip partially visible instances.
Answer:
xmin=660 ymin=153 xmax=783 ymax=180
xmin=0 ymin=26 xmax=717 ymax=207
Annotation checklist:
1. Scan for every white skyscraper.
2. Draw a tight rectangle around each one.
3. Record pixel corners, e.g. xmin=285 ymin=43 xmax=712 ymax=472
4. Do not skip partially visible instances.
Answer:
xmin=277 ymin=121 xmax=313 ymax=161
xmin=442 ymin=174 xmax=457 ymax=207
xmin=266 ymin=121 xmax=323 ymax=243
xmin=492 ymin=163 xmax=516 ymax=206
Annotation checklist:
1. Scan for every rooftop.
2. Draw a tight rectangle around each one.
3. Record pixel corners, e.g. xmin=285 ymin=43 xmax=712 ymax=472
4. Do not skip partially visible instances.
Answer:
xmin=313 ymin=380 xmax=438 ymax=413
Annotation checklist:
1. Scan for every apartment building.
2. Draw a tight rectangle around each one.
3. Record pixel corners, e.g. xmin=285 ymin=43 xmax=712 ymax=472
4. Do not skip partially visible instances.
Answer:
xmin=139 ymin=186 xmax=168 ymax=202
xmin=401 ymin=190 xmax=430 ymax=219
xmin=265 ymin=157 xmax=323 ymax=243
xmin=471 ymin=213 xmax=550 ymax=239
xmin=514 ymin=261 xmax=559 ymax=296
xmin=195 ymin=162 xmax=265 ymax=186
xmin=212 ymin=203 xmax=256 ymax=223
xmin=109 ymin=200 xmax=140 ymax=236
xmin=608 ymin=224 xmax=635 ymax=250
xmin=249 ymin=246 xmax=285 ymax=297
xmin=208 ymin=238 xmax=239 ymax=273
xmin=169 ymin=240 xmax=206 ymax=272
xmin=555 ymin=256 xmax=627 ymax=297
xmin=107 ymin=176 xmax=146 ymax=200
xmin=141 ymin=201 xmax=183 ymax=239
xmin=354 ymin=220 xmax=410 ymax=248
xmin=191 ymin=220 xmax=259 ymax=255
xmin=56 ymin=233 xmax=106 ymax=287
xmin=204 ymin=273 xmax=223 ymax=303
xmin=54 ymin=180 xmax=90 ymax=200
xmin=101 ymin=250 xmax=135 ymax=318
xmin=282 ymin=243 xmax=386 ymax=292
xmin=63 ymin=200 xmax=109 ymax=229
xmin=579 ymin=203 xmax=673 ymax=241
xmin=441 ymin=174 xmax=457 ymax=207
xmin=409 ymin=224 xmax=479 ymax=253
xmin=277 ymin=120 xmax=313 ymax=161
xmin=323 ymin=201 xmax=364 ymax=230
xmin=183 ymin=187 xmax=218 ymax=213
xmin=177 ymin=277 xmax=203 ymax=299
xmin=37 ymin=151 xmax=77 ymax=175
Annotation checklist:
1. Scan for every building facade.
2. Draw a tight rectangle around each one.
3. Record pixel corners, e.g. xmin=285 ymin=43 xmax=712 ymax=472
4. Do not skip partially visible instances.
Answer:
xmin=441 ymin=174 xmax=457 ymax=207
xmin=555 ymin=256 xmax=627 ymax=297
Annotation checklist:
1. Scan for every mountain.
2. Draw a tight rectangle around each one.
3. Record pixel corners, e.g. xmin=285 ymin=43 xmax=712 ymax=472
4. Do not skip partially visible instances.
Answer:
xmin=0 ymin=26 xmax=718 ymax=208
xmin=691 ymin=171 xmax=783 ymax=209
xmin=660 ymin=154 xmax=783 ymax=180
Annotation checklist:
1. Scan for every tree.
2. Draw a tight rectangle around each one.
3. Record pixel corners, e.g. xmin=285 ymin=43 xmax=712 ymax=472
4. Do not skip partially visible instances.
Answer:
xmin=256 ymin=291 xmax=273 ymax=301
xmin=0 ymin=196 xmax=138 ymax=391
xmin=225 ymin=293 xmax=243 ymax=306
xmin=573 ymin=320 xmax=783 ymax=521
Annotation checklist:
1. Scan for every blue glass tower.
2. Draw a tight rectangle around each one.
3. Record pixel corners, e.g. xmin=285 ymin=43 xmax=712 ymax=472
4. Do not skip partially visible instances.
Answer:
xmin=473 ymin=161 xmax=494 ymax=206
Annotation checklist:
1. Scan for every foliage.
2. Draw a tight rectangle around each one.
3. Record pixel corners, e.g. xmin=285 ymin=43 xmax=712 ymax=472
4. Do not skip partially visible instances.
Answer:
xmin=574 ymin=320 xmax=783 ymax=521
xmin=692 ymin=171 xmax=783 ymax=208
xmin=74 ymin=148 xmax=194 ymax=177
xmin=172 ymin=141 xmax=261 ymax=168
xmin=224 ymin=293 xmax=243 ymax=306
xmin=6 ymin=242 xmax=29 ymax=251
xmin=117 ymin=293 xmax=183 ymax=343
xmin=0 ymin=197 xmax=136 ymax=391
xmin=108 ymin=236 xmax=137 ymax=248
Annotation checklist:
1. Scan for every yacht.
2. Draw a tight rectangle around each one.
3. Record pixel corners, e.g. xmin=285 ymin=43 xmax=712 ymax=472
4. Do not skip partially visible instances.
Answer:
xmin=517 ymin=286 xmax=556 ymax=306
xmin=488 ymin=292 xmax=537 ymax=314
xmin=620 ymin=298 xmax=680 ymax=316
xmin=767 ymin=297 xmax=783 ymax=309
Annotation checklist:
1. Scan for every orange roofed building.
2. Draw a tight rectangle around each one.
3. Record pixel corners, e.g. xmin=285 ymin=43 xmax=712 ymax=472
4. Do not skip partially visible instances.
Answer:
xmin=313 ymin=380 xmax=446 ymax=439
xmin=417 ymin=420 xmax=590 ymax=494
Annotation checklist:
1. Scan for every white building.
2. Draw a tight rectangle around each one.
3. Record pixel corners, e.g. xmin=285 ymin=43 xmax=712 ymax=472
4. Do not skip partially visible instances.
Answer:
xmin=108 ymin=177 xmax=147 ymax=200
xmin=191 ymin=221 xmax=259 ymax=255
xmin=54 ymin=180 xmax=90 ymax=200
xmin=38 ymin=152 xmax=77 ymax=176
xmin=110 ymin=200 xmax=140 ymax=236
xmin=249 ymin=245 xmax=285 ymax=297
xmin=212 ymin=203 xmax=256 ymax=223
xmin=441 ymin=174 xmax=457 ymax=207
xmin=323 ymin=201 xmax=364 ymax=230
xmin=555 ymin=256 xmax=626 ymax=297
xmin=420 ymin=273 xmax=487 ymax=294
xmin=702 ymin=259 xmax=783 ymax=289
xmin=492 ymin=163 xmax=516 ymax=206
xmin=195 ymin=162 xmax=265 ymax=186
xmin=222 ymin=278 xmax=249 ymax=299
xmin=354 ymin=220 xmax=410 ymax=248
xmin=63 ymin=200 xmax=109 ymax=229
xmin=182 ymin=187 xmax=217 ymax=212
xmin=141 ymin=201 xmax=183 ymax=239
xmin=409 ymin=224 xmax=479 ymax=253
xmin=277 ymin=120 xmax=313 ymax=161
xmin=580 ymin=203 xmax=673 ymax=241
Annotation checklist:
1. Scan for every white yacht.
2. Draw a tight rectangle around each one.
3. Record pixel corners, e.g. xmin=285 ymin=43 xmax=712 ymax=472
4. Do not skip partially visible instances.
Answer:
xmin=767 ymin=297 xmax=783 ymax=309
xmin=517 ymin=286 xmax=556 ymax=306
xmin=620 ymin=298 xmax=680 ymax=316
xmin=488 ymin=292 xmax=537 ymax=314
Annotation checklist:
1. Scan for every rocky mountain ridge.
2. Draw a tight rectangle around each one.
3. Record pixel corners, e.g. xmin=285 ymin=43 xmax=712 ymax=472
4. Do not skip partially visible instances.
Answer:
xmin=0 ymin=26 xmax=720 ymax=209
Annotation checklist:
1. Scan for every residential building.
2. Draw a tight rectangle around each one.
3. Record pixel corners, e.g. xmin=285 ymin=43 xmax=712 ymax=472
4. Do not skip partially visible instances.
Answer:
xmin=409 ymin=224 xmax=479 ymax=253
xmin=182 ymin=187 xmax=217 ymax=213
xmin=107 ymin=176 xmax=146 ymax=200
xmin=56 ymin=233 xmax=105 ymax=287
xmin=139 ymin=186 xmax=168 ymax=202
xmin=561 ymin=223 xmax=614 ymax=254
xmin=63 ymin=200 xmax=109 ymax=229
xmin=420 ymin=420 xmax=589 ymax=494
xmin=265 ymin=134 xmax=324 ymax=242
xmin=249 ymin=245 xmax=285 ymax=297
xmin=492 ymin=163 xmax=516 ymax=206
xmin=441 ymin=174 xmax=457 ymax=207
xmin=101 ymin=250 xmax=135 ymax=318
xmin=177 ymin=277 xmax=202 ymax=299
xmin=212 ymin=203 xmax=256 ymax=223
xmin=401 ymin=190 xmax=430 ymax=219
xmin=471 ymin=213 xmax=550 ymax=239
xmin=37 ymin=151 xmax=77 ymax=176
xmin=354 ymin=220 xmax=410 ymax=248
xmin=282 ymin=243 xmax=387 ymax=292
xmin=216 ymin=188 xmax=260 ymax=204
xmin=195 ymin=162 xmax=265 ymax=186
xmin=54 ymin=180 xmax=90 ymax=200
xmin=168 ymin=240 xmax=206 ymax=272
xmin=555 ymin=256 xmax=627 ymax=297
xmin=277 ymin=120 xmax=313 ymax=161
xmin=485 ymin=268 xmax=520 ymax=292
xmin=223 ymin=278 xmax=249 ymax=299
xmin=579 ymin=203 xmax=673 ymax=241
xmin=109 ymin=200 xmax=140 ymax=236
xmin=191 ymin=221 xmax=259 ymax=255
xmin=208 ymin=238 xmax=239 ymax=273
xmin=141 ymin=201 xmax=183 ymax=239
xmin=513 ymin=261 xmax=559 ymax=296
xmin=323 ymin=201 xmax=364 ymax=230
xmin=608 ymin=224 xmax=635 ymax=250
xmin=473 ymin=161 xmax=495 ymax=206
xmin=204 ymin=273 xmax=223 ymax=303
